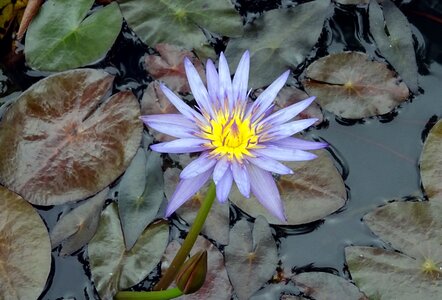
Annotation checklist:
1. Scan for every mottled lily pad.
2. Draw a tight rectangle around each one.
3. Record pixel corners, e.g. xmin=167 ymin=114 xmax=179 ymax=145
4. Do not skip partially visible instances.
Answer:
xmin=25 ymin=0 xmax=122 ymax=71
xmin=225 ymin=0 xmax=331 ymax=88
xmin=89 ymin=203 xmax=169 ymax=299
xmin=0 ymin=186 xmax=51 ymax=300
xmin=303 ymin=52 xmax=409 ymax=119
xmin=50 ymin=188 xmax=109 ymax=256
xmin=0 ymin=69 xmax=142 ymax=205
xmin=145 ymin=43 xmax=206 ymax=94
xmin=230 ymin=150 xmax=347 ymax=225
xmin=118 ymin=0 xmax=242 ymax=55
xmin=346 ymin=201 xmax=442 ymax=299
xmin=420 ymin=119 xmax=442 ymax=203
xmin=369 ymin=0 xmax=418 ymax=92
xmin=225 ymin=216 xmax=278 ymax=300
xmin=118 ymin=148 xmax=165 ymax=250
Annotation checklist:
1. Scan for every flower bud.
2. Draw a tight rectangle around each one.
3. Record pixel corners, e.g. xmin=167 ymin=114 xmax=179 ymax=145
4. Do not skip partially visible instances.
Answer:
xmin=175 ymin=250 xmax=207 ymax=294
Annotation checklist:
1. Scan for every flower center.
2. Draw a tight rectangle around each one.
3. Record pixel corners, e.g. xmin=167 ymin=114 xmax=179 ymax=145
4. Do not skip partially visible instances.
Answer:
xmin=201 ymin=109 xmax=259 ymax=161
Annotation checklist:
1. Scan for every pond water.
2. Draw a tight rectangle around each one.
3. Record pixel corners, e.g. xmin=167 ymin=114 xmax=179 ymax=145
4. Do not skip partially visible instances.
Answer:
xmin=1 ymin=0 xmax=441 ymax=299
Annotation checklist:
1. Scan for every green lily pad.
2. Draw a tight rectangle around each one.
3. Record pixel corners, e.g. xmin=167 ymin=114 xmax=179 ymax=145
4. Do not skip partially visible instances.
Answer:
xmin=346 ymin=201 xmax=442 ymax=299
xmin=50 ymin=187 xmax=109 ymax=256
xmin=420 ymin=119 xmax=442 ymax=203
xmin=25 ymin=0 xmax=122 ymax=71
xmin=303 ymin=52 xmax=409 ymax=119
xmin=0 ymin=69 xmax=142 ymax=205
xmin=225 ymin=0 xmax=331 ymax=88
xmin=89 ymin=203 xmax=169 ymax=299
xmin=0 ymin=186 xmax=51 ymax=300
xmin=230 ymin=150 xmax=347 ymax=225
xmin=225 ymin=216 xmax=278 ymax=300
xmin=118 ymin=148 xmax=165 ymax=250
xmin=369 ymin=0 xmax=418 ymax=92
xmin=118 ymin=0 xmax=242 ymax=55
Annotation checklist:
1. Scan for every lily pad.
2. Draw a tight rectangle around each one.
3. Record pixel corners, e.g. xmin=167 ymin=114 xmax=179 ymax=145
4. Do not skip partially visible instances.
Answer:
xmin=145 ymin=43 xmax=206 ymax=94
xmin=118 ymin=148 xmax=165 ymax=250
xmin=292 ymin=272 xmax=368 ymax=300
xmin=89 ymin=203 xmax=169 ymax=299
xmin=346 ymin=201 xmax=442 ymax=299
xmin=25 ymin=0 xmax=122 ymax=71
xmin=303 ymin=51 xmax=409 ymax=119
xmin=50 ymin=187 xmax=109 ymax=256
xmin=0 ymin=186 xmax=51 ymax=300
xmin=420 ymin=119 xmax=442 ymax=203
xmin=0 ymin=69 xmax=142 ymax=205
xmin=118 ymin=0 xmax=242 ymax=55
xmin=230 ymin=150 xmax=347 ymax=225
xmin=225 ymin=0 xmax=331 ymax=88
xmin=225 ymin=216 xmax=278 ymax=300
xmin=369 ymin=0 xmax=418 ymax=92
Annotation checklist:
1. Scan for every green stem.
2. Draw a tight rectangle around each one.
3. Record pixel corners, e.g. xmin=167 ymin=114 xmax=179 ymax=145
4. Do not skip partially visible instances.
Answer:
xmin=114 ymin=288 xmax=183 ymax=300
xmin=154 ymin=181 xmax=216 ymax=291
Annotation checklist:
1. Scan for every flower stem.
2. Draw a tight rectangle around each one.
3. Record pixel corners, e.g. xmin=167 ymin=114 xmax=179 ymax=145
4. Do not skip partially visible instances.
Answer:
xmin=114 ymin=288 xmax=183 ymax=300
xmin=154 ymin=181 xmax=216 ymax=291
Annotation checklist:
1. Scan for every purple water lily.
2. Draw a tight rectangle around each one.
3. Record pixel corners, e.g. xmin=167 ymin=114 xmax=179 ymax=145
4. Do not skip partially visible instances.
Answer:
xmin=141 ymin=51 xmax=326 ymax=221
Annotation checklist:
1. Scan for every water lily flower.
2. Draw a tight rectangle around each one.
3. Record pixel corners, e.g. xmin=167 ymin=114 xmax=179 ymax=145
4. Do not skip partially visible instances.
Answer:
xmin=141 ymin=51 xmax=327 ymax=221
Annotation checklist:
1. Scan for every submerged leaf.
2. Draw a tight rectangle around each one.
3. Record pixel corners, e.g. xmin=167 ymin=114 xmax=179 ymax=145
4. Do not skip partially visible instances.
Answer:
xmin=230 ymin=150 xmax=346 ymax=225
xmin=0 ymin=69 xmax=142 ymax=205
xmin=25 ymin=0 xmax=122 ymax=71
xmin=118 ymin=148 xmax=165 ymax=250
xmin=225 ymin=0 xmax=331 ymax=88
xmin=50 ymin=188 xmax=109 ymax=256
xmin=420 ymin=119 xmax=442 ymax=203
xmin=303 ymin=51 xmax=409 ymax=119
xmin=89 ymin=203 xmax=169 ymax=299
xmin=225 ymin=216 xmax=278 ymax=300
xmin=0 ymin=186 xmax=51 ymax=300
xmin=369 ymin=0 xmax=418 ymax=92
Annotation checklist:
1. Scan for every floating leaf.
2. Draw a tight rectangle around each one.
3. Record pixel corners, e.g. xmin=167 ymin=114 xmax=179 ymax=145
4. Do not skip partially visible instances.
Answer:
xmin=420 ymin=119 xmax=442 ymax=203
xmin=50 ymin=187 xmax=109 ymax=256
xmin=162 ymin=237 xmax=233 ymax=300
xmin=303 ymin=51 xmax=409 ymax=119
xmin=225 ymin=0 xmax=331 ymax=88
xmin=0 ymin=186 xmax=51 ymax=300
xmin=118 ymin=0 xmax=242 ymax=55
xmin=230 ymin=150 xmax=346 ymax=225
xmin=118 ymin=148 xmax=165 ymax=250
xmin=24 ymin=0 xmax=122 ymax=71
xmin=369 ymin=0 xmax=418 ymax=92
xmin=292 ymin=272 xmax=368 ymax=300
xmin=0 ymin=69 xmax=142 ymax=205
xmin=89 ymin=203 xmax=169 ymax=299
xmin=346 ymin=201 xmax=442 ymax=299
xmin=145 ymin=43 xmax=206 ymax=94
xmin=164 ymin=166 xmax=230 ymax=245
xmin=225 ymin=216 xmax=278 ymax=300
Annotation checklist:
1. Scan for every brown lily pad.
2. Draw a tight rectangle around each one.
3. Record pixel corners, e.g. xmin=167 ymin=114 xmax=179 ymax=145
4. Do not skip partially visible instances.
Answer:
xmin=0 ymin=69 xmax=142 ymax=205
xmin=0 ymin=186 xmax=51 ymax=300
xmin=303 ymin=51 xmax=409 ymax=119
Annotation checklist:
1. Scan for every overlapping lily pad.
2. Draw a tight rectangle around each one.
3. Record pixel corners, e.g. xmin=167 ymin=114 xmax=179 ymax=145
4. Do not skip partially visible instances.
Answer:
xmin=25 ymin=0 xmax=122 ymax=71
xmin=420 ymin=119 xmax=442 ymax=203
xmin=230 ymin=150 xmax=347 ymax=225
xmin=225 ymin=0 xmax=331 ymax=88
xmin=346 ymin=201 xmax=442 ymax=299
xmin=303 ymin=52 xmax=409 ymax=119
xmin=0 ymin=69 xmax=143 ymax=205
xmin=369 ymin=0 xmax=418 ymax=92
xmin=89 ymin=203 xmax=169 ymax=299
xmin=118 ymin=0 xmax=243 ymax=55
xmin=0 ymin=186 xmax=51 ymax=300
xmin=225 ymin=216 xmax=278 ymax=300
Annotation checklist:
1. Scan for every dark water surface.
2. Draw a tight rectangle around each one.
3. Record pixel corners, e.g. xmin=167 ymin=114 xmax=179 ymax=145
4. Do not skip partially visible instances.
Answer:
xmin=1 ymin=1 xmax=441 ymax=299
